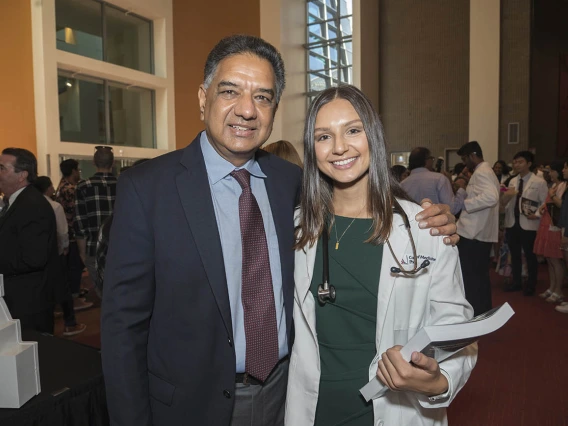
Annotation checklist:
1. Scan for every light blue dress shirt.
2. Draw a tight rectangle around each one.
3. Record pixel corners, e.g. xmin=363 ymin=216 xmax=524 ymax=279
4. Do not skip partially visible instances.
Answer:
xmin=200 ymin=132 xmax=287 ymax=373
xmin=401 ymin=167 xmax=466 ymax=215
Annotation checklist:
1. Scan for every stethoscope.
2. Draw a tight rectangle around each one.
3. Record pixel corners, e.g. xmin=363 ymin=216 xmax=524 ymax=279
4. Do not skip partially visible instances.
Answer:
xmin=317 ymin=202 xmax=430 ymax=305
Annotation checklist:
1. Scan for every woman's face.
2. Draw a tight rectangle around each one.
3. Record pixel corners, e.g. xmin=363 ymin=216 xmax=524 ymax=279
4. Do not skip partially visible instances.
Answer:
xmin=493 ymin=162 xmax=502 ymax=175
xmin=550 ymin=169 xmax=560 ymax=182
xmin=313 ymin=98 xmax=370 ymax=187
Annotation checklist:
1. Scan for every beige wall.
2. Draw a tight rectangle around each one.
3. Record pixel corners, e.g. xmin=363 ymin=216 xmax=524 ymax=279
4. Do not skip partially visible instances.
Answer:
xmin=469 ymin=0 xmax=500 ymax=166
xmin=358 ymin=0 xmax=379 ymax=111
xmin=172 ymin=0 xmax=261 ymax=150
xmin=499 ymin=0 xmax=531 ymax=163
xmin=378 ymin=0 xmax=470 ymax=162
xmin=0 ymin=1 xmax=36 ymax=154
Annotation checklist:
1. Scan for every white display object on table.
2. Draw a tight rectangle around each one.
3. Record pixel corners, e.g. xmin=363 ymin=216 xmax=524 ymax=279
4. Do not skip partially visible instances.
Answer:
xmin=0 ymin=274 xmax=41 ymax=408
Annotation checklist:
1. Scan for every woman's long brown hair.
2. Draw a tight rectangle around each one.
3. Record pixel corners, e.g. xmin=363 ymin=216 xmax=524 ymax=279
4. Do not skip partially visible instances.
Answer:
xmin=294 ymin=85 xmax=413 ymax=250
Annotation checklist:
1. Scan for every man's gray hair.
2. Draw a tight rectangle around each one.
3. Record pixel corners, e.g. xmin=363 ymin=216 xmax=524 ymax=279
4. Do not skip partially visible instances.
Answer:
xmin=203 ymin=35 xmax=286 ymax=104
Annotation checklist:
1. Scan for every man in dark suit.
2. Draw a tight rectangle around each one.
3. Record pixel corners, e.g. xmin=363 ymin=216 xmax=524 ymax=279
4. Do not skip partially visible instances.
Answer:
xmin=0 ymin=148 xmax=59 ymax=334
xmin=101 ymin=35 xmax=459 ymax=426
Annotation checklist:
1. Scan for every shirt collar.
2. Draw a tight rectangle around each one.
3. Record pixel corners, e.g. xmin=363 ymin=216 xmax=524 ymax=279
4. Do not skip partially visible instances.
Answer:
xmin=8 ymin=186 xmax=27 ymax=208
xmin=410 ymin=167 xmax=429 ymax=174
xmin=200 ymin=131 xmax=266 ymax=185
xmin=519 ymin=172 xmax=531 ymax=183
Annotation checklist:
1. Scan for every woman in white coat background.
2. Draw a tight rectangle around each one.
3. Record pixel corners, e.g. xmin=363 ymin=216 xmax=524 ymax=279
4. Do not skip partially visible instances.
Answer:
xmin=285 ymin=85 xmax=478 ymax=426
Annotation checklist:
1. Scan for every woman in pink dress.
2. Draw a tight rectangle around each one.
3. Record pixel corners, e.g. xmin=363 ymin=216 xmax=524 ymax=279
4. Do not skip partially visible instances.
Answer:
xmin=534 ymin=162 xmax=566 ymax=303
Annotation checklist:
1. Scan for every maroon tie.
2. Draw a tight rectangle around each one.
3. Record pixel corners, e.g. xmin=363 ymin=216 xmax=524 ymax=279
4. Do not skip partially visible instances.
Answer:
xmin=231 ymin=169 xmax=279 ymax=382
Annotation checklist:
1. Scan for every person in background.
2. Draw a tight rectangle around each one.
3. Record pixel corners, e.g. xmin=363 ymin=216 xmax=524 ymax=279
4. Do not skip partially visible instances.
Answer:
xmin=502 ymin=151 xmax=548 ymax=296
xmin=285 ymin=85 xmax=476 ymax=426
xmin=391 ymin=164 xmax=409 ymax=182
xmin=556 ymin=162 xmax=568 ymax=314
xmin=74 ymin=146 xmax=117 ymax=295
xmin=402 ymin=147 xmax=466 ymax=215
xmin=456 ymin=141 xmax=500 ymax=315
xmin=493 ymin=160 xmax=511 ymax=184
xmin=33 ymin=176 xmax=86 ymax=336
xmin=262 ymin=140 xmax=303 ymax=168
xmin=452 ymin=163 xmax=466 ymax=181
xmin=0 ymin=148 xmax=59 ymax=333
xmin=55 ymin=159 xmax=91 ymax=309
xmin=534 ymin=161 xmax=566 ymax=303
xmin=95 ymin=158 xmax=151 ymax=296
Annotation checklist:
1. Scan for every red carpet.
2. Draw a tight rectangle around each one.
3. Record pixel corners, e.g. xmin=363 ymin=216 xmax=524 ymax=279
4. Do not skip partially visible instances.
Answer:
xmin=447 ymin=266 xmax=568 ymax=425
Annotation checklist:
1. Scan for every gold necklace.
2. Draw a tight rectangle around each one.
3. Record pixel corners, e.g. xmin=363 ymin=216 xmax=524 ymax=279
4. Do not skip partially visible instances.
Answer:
xmin=334 ymin=205 xmax=366 ymax=250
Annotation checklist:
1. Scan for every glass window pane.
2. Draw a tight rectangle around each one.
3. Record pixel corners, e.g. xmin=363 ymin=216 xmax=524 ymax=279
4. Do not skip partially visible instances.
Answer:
xmin=340 ymin=17 xmax=352 ymax=37
xmin=105 ymin=5 xmax=153 ymax=73
xmin=108 ymin=84 xmax=155 ymax=148
xmin=308 ymin=23 xmax=324 ymax=44
xmin=308 ymin=2 xmax=324 ymax=23
xmin=58 ymin=73 xmax=106 ymax=143
xmin=55 ymin=0 xmax=103 ymax=60
xmin=309 ymin=72 xmax=331 ymax=92
xmin=338 ymin=41 xmax=352 ymax=66
xmin=308 ymin=52 xmax=327 ymax=71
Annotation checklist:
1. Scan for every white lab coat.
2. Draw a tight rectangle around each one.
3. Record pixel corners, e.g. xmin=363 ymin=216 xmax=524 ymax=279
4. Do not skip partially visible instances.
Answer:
xmin=503 ymin=173 xmax=548 ymax=231
xmin=285 ymin=200 xmax=478 ymax=426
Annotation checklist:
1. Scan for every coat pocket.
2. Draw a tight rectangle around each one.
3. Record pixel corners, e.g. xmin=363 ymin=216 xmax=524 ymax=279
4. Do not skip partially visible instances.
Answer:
xmin=148 ymin=371 xmax=176 ymax=407
xmin=392 ymin=277 xmax=430 ymax=332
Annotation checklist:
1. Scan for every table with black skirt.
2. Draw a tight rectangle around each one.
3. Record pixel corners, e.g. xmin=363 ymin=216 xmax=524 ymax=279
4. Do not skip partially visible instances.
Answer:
xmin=0 ymin=330 xmax=108 ymax=426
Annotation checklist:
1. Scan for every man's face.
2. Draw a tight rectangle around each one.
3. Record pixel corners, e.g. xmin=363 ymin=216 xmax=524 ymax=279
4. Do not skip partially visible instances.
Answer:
xmin=72 ymin=167 xmax=81 ymax=181
xmin=0 ymin=154 xmax=27 ymax=198
xmin=460 ymin=154 xmax=475 ymax=171
xmin=198 ymin=53 xmax=278 ymax=166
xmin=425 ymin=155 xmax=435 ymax=171
xmin=513 ymin=157 xmax=531 ymax=175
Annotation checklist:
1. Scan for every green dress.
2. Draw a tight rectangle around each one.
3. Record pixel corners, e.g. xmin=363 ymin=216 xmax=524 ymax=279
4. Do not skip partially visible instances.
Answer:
xmin=310 ymin=216 xmax=383 ymax=426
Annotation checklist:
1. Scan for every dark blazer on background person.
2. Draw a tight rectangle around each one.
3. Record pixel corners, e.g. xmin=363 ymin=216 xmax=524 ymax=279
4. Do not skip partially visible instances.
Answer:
xmin=101 ymin=133 xmax=302 ymax=426
xmin=0 ymin=185 xmax=59 ymax=332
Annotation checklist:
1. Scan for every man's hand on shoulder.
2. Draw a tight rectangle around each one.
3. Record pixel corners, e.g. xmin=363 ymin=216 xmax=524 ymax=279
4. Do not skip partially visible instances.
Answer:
xmin=416 ymin=199 xmax=459 ymax=246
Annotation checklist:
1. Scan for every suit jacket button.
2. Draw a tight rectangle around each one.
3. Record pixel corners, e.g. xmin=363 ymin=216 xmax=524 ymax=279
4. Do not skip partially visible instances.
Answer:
xmin=228 ymin=337 xmax=233 ymax=347
xmin=223 ymin=390 xmax=231 ymax=399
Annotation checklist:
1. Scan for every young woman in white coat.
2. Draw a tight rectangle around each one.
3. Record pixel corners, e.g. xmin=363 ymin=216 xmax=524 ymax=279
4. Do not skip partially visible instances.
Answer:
xmin=285 ymin=85 xmax=478 ymax=426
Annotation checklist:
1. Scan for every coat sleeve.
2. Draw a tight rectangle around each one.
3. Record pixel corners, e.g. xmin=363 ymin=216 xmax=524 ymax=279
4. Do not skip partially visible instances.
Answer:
xmin=416 ymin=236 xmax=478 ymax=409
xmin=101 ymin=173 xmax=155 ymax=426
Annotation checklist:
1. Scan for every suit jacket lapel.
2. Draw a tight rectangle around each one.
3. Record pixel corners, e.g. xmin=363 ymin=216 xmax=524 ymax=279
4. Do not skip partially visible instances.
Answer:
xmin=0 ymin=186 xmax=29 ymax=231
xmin=176 ymin=138 xmax=233 ymax=338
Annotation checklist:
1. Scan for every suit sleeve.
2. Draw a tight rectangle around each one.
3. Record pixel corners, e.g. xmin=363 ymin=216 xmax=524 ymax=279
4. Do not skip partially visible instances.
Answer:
xmin=463 ymin=169 xmax=499 ymax=214
xmin=0 ymin=204 xmax=54 ymax=275
xmin=416 ymin=237 xmax=478 ymax=409
xmin=101 ymin=173 xmax=155 ymax=426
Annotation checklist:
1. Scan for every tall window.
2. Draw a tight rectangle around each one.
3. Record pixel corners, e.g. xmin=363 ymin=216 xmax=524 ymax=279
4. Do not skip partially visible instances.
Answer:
xmin=55 ymin=0 xmax=156 ymax=148
xmin=58 ymin=71 xmax=155 ymax=148
xmin=306 ymin=0 xmax=353 ymax=100
xmin=55 ymin=0 xmax=154 ymax=74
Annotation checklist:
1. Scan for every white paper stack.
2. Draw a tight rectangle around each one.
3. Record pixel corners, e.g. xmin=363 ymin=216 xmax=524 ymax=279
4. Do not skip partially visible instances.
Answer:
xmin=0 ymin=274 xmax=41 ymax=408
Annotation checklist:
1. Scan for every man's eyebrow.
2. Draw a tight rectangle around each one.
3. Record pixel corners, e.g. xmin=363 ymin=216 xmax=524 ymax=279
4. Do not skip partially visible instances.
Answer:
xmin=217 ymin=80 xmax=239 ymax=89
xmin=257 ymin=88 xmax=275 ymax=98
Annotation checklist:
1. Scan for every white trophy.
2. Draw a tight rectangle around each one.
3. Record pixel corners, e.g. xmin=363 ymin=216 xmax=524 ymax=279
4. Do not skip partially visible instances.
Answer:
xmin=0 ymin=274 xmax=41 ymax=408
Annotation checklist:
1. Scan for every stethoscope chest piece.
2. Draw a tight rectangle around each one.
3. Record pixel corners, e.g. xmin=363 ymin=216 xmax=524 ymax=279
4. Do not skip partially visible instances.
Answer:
xmin=317 ymin=281 xmax=336 ymax=305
